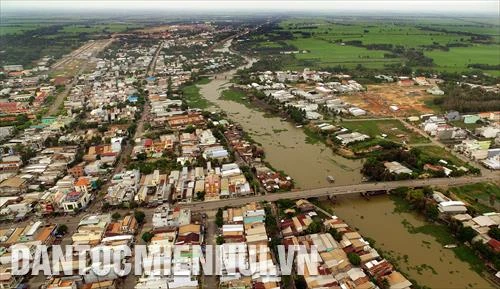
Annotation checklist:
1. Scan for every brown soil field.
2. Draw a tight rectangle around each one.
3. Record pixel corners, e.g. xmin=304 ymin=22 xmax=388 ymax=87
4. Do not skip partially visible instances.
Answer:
xmin=341 ymin=83 xmax=437 ymax=116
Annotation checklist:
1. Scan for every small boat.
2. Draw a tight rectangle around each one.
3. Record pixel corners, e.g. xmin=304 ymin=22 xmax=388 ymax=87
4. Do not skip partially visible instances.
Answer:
xmin=327 ymin=176 xmax=335 ymax=183
xmin=296 ymin=125 xmax=303 ymax=128
xmin=444 ymin=244 xmax=457 ymax=249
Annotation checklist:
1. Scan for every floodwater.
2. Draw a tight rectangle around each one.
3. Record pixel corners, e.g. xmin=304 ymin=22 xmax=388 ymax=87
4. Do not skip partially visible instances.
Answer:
xmin=198 ymin=60 xmax=363 ymax=189
xmin=329 ymin=196 xmax=494 ymax=289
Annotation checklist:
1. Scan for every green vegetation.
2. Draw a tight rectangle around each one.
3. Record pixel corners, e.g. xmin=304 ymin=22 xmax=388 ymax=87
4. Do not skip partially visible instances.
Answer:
xmin=341 ymin=119 xmax=430 ymax=145
xmin=181 ymin=77 xmax=213 ymax=109
xmin=362 ymin=146 xmax=476 ymax=181
xmin=134 ymin=210 xmax=146 ymax=224
xmin=449 ymin=182 xmax=500 ymax=214
xmin=219 ymin=87 xmax=252 ymax=108
xmin=287 ymin=37 xmax=397 ymax=69
xmin=347 ymin=252 xmax=361 ymax=266
xmin=426 ymin=45 xmax=500 ymax=76
xmin=141 ymin=231 xmax=154 ymax=243
xmin=215 ymin=208 xmax=223 ymax=227
xmin=392 ymin=189 xmax=489 ymax=274
xmin=240 ymin=17 xmax=499 ymax=78
xmin=434 ymin=83 xmax=500 ymax=113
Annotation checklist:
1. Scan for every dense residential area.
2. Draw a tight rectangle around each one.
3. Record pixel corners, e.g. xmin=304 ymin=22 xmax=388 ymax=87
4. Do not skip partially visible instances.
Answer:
xmin=0 ymin=3 xmax=499 ymax=289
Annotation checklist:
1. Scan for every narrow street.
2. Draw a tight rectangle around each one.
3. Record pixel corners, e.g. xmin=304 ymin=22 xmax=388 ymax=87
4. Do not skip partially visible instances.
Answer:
xmin=202 ymin=210 xmax=219 ymax=289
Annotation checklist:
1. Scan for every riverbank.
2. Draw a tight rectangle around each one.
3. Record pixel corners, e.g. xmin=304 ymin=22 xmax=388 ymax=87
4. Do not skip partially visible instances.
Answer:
xmin=315 ymin=194 xmax=496 ymax=289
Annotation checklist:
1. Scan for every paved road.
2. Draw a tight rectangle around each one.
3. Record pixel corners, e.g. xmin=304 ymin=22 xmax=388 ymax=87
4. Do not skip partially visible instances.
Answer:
xmin=180 ymin=174 xmax=499 ymax=212
xmin=47 ymin=38 xmax=114 ymax=116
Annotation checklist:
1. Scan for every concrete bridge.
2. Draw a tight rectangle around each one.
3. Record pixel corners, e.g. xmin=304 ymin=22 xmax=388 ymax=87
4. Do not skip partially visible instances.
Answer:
xmin=180 ymin=175 xmax=499 ymax=212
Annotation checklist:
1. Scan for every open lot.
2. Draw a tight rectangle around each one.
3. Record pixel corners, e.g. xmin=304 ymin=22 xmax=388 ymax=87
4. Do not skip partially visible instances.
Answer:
xmin=341 ymin=83 xmax=437 ymax=116
xmin=342 ymin=119 xmax=430 ymax=145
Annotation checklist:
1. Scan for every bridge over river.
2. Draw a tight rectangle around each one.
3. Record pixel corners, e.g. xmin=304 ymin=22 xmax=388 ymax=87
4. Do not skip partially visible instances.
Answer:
xmin=181 ymin=175 xmax=499 ymax=211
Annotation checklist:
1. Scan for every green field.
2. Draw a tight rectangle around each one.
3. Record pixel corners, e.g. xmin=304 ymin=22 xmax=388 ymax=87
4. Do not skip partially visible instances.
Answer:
xmin=425 ymin=45 xmax=500 ymax=76
xmin=286 ymin=38 xmax=399 ymax=69
xmin=271 ymin=17 xmax=500 ymax=75
xmin=449 ymin=182 xmax=500 ymax=214
xmin=342 ymin=119 xmax=430 ymax=145
xmin=61 ymin=23 xmax=142 ymax=34
xmin=0 ymin=24 xmax=51 ymax=36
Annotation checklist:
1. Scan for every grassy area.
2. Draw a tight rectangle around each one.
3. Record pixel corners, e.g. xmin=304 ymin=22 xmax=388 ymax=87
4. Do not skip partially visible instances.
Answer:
xmin=0 ymin=23 xmax=52 ymax=36
xmin=420 ymin=145 xmax=466 ymax=166
xmin=181 ymin=78 xmax=213 ymax=109
xmin=60 ymin=23 xmax=142 ymax=34
xmin=275 ymin=17 xmax=500 ymax=75
xmin=219 ymin=88 xmax=252 ymax=108
xmin=449 ymin=120 xmax=485 ymax=131
xmin=286 ymin=37 xmax=399 ymax=69
xmin=341 ymin=119 xmax=430 ymax=145
xmin=449 ymin=182 xmax=500 ymax=214
xmin=425 ymin=45 xmax=500 ymax=76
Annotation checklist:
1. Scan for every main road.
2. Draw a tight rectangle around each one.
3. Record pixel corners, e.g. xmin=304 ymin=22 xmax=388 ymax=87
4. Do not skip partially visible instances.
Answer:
xmin=181 ymin=174 xmax=499 ymax=211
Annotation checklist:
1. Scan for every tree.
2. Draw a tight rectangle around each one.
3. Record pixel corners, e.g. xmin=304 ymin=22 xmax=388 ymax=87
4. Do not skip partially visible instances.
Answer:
xmin=425 ymin=204 xmax=439 ymax=221
xmin=305 ymin=220 xmax=322 ymax=234
xmin=347 ymin=252 xmax=361 ymax=266
xmin=216 ymin=236 xmax=224 ymax=245
xmin=457 ymin=226 xmax=477 ymax=243
xmin=489 ymin=227 xmax=500 ymax=241
xmin=142 ymin=231 xmax=154 ymax=243
xmin=196 ymin=191 xmax=205 ymax=201
xmin=215 ymin=208 xmax=224 ymax=228
xmin=112 ymin=212 xmax=122 ymax=220
xmin=134 ymin=210 xmax=146 ymax=224
xmin=328 ymin=228 xmax=343 ymax=242
xmin=56 ymin=224 xmax=68 ymax=236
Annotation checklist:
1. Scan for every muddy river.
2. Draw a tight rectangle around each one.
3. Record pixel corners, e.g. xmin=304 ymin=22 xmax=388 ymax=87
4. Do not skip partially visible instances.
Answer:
xmin=199 ymin=59 xmax=363 ymax=189
xmin=330 ymin=196 xmax=494 ymax=289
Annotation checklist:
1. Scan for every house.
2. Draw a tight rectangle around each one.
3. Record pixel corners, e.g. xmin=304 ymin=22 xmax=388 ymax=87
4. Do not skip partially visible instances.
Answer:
xmin=61 ymin=190 xmax=92 ymax=213
xmin=0 ymin=177 xmax=27 ymax=196
xmin=68 ymin=162 xmax=86 ymax=178
xmin=384 ymin=161 xmax=412 ymax=175
xmin=382 ymin=271 xmax=412 ymax=289
xmin=463 ymin=115 xmax=480 ymax=124
xmin=476 ymin=126 xmax=500 ymax=139
xmin=336 ymin=132 xmax=370 ymax=145
xmin=446 ymin=111 xmax=461 ymax=121
xmin=0 ymin=264 xmax=23 ymax=289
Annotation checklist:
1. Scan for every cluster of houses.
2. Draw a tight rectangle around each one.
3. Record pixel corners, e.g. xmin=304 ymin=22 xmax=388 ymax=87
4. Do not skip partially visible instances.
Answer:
xmin=433 ymin=191 xmax=500 ymax=258
xmin=280 ymin=199 xmax=412 ymax=289
xmin=136 ymin=205 xmax=202 ymax=289
xmin=219 ymin=202 xmax=281 ymax=289
xmin=223 ymin=125 xmax=293 ymax=192
xmin=0 ymin=64 xmax=55 ymax=118
xmin=0 ymin=212 xmax=139 ymax=289
xmin=417 ymin=111 xmax=500 ymax=170
xmin=247 ymin=69 xmax=367 ymax=120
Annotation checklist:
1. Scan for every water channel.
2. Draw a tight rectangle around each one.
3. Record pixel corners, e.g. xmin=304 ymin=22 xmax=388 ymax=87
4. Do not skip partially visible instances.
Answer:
xmin=198 ymin=40 xmax=494 ymax=288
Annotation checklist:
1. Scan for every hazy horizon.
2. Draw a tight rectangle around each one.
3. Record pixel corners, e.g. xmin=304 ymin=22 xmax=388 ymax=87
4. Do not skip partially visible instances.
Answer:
xmin=1 ymin=0 xmax=500 ymax=17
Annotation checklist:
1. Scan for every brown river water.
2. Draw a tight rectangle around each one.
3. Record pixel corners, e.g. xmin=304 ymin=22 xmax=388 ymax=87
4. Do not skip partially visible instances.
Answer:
xmin=197 ymin=45 xmax=495 ymax=288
